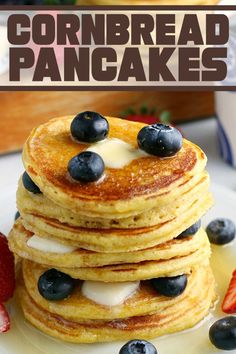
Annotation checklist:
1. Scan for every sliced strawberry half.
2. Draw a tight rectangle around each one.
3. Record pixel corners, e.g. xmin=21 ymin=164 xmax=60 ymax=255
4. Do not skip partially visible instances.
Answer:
xmin=222 ymin=270 xmax=236 ymax=314
xmin=0 ymin=232 xmax=15 ymax=303
xmin=0 ymin=304 xmax=10 ymax=333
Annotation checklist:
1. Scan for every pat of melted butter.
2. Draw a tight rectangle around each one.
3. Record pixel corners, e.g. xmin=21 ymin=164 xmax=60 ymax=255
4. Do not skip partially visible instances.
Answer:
xmin=27 ymin=235 xmax=77 ymax=254
xmin=86 ymin=138 xmax=147 ymax=168
xmin=81 ymin=280 xmax=140 ymax=306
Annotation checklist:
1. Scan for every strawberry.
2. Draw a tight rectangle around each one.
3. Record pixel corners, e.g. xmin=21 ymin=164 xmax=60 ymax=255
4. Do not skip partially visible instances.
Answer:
xmin=122 ymin=105 xmax=171 ymax=125
xmin=0 ymin=233 xmax=15 ymax=303
xmin=0 ymin=304 xmax=10 ymax=333
xmin=222 ymin=270 xmax=236 ymax=314
xmin=126 ymin=114 xmax=158 ymax=125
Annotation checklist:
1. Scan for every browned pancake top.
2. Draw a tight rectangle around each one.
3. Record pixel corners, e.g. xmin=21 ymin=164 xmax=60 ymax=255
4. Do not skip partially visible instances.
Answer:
xmin=24 ymin=116 xmax=204 ymax=201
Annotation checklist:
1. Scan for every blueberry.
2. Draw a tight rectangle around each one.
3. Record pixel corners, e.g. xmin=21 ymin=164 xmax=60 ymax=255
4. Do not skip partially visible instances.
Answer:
xmin=38 ymin=269 xmax=75 ymax=301
xmin=151 ymin=274 xmax=187 ymax=297
xmin=14 ymin=211 xmax=20 ymax=221
xmin=119 ymin=339 xmax=157 ymax=354
xmin=70 ymin=111 xmax=109 ymax=143
xmin=137 ymin=124 xmax=182 ymax=157
xmin=209 ymin=316 xmax=236 ymax=350
xmin=22 ymin=171 xmax=41 ymax=194
xmin=68 ymin=151 xmax=105 ymax=183
xmin=206 ymin=218 xmax=235 ymax=245
xmin=177 ymin=220 xmax=201 ymax=239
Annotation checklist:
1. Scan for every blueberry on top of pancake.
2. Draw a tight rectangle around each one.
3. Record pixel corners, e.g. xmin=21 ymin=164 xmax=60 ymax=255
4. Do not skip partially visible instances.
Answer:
xmin=71 ymin=111 xmax=109 ymax=143
xmin=68 ymin=151 xmax=105 ymax=182
xmin=38 ymin=269 xmax=75 ymax=301
xmin=137 ymin=124 xmax=182 ymax=157
xmin=151 ymin=274 xmax=187 ymax=297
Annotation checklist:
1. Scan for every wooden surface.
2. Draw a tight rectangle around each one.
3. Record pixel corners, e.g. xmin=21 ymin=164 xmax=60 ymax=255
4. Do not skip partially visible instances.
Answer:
xmin=80 ymin=0 xmax=218 ymax=4
xmin=0 ymin=91 xmax=214 ymax=154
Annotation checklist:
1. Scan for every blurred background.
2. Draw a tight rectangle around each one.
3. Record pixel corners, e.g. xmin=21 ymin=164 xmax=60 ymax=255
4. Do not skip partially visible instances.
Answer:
xmin=0 ymin=0 xmax=219 ymax=4
xmin=0 ymin=91 xmax=214 ymax=154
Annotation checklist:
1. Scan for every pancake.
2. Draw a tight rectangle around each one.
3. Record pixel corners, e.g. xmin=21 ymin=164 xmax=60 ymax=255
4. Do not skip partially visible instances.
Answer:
xmin=19 ymin=233 xmax=210 ymax=282
xmin=19 ymin=192 xmax=213 ymax=252
xmin=53 ymin=242 xmax=210 ymax=281
xmin=22 ymin=261 xmax=213 ymax=321
xmin=23 ymin=116 xmax=207 ymax=218
xmin=17 ymin=171 xmax=210 ymax=229
xmin=9 ymin=220 xmax=208 ymax=268
xmin=18 ymin=264 xmax=216 ymax=343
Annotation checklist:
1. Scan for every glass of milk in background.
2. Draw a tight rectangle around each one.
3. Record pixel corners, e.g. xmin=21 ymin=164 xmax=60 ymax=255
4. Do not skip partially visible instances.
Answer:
xmin=215 ymin=1 xmax=236 ymax=167
xmin=0 ymin=14 xmax=9 ymax=76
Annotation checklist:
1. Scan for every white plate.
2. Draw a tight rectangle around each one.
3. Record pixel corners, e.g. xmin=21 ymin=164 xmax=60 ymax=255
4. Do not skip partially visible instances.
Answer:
xmin=0 ymin=182 xmax=236 ymax=354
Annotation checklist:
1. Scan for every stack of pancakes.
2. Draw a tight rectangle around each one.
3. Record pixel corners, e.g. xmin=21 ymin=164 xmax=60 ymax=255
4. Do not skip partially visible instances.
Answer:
xmin=9 ymin=116 xmax=215 ymax=343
